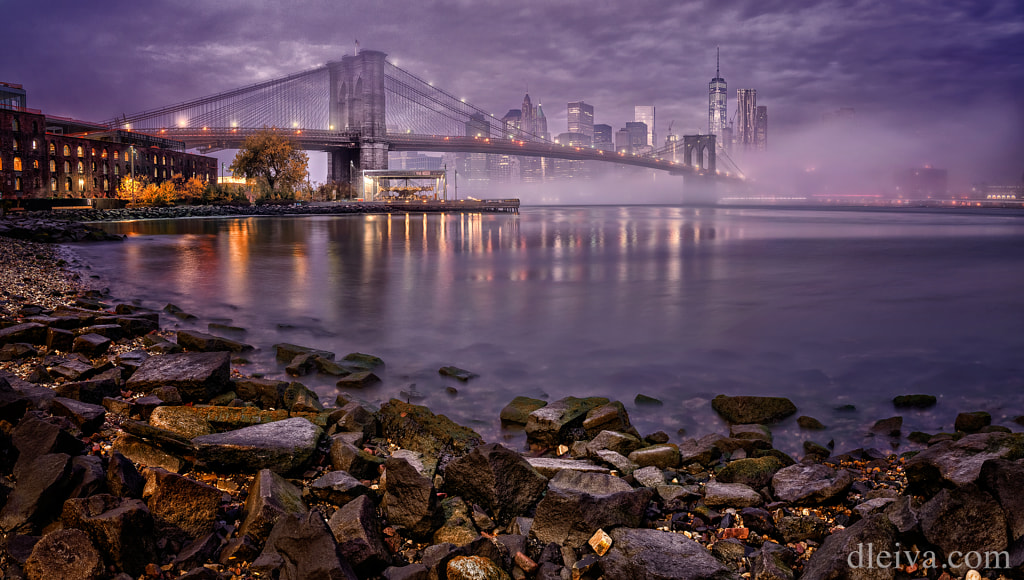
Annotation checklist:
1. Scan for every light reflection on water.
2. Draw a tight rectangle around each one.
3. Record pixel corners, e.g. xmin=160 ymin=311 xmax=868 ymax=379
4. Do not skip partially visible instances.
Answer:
xmin=75 ymin=206 xmax=1024 ymax=455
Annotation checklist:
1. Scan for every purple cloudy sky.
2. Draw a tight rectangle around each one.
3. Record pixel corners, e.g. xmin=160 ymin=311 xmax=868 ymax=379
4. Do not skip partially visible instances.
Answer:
xmin=2 ymin=0 xmax=1022 ymax=183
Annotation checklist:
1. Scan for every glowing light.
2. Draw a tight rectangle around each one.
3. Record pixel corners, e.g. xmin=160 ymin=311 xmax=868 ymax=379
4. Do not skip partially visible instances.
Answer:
xmin=292 ymin=122 xmax=298 ymax=128
xmin=231 ymin=121 xmax=238 ymax=128
xmin=176 ymin=118 xmax=187 ymax=128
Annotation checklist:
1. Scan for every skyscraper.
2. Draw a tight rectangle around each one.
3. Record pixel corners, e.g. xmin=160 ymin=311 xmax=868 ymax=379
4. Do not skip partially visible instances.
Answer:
xmin=634 ymin=106 xmax=655 ymax=151
xmin=593 ymin=124 xmax=613 ymax=150
xmin=735 ymin=89 xmax=757 ymax=151
xmin=708 ymin=48 xmax=727 ymax=143
xmin=754 ymin=106 xmax=768 ymax=151
xmin=625 ymin=121 xmax=648 ymax=150
xmin=567 ymin=101 xmax=594 ymax=141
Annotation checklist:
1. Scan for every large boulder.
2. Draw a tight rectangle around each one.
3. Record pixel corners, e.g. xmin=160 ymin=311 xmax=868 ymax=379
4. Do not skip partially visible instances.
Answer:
xmin=979 ymin=458 xmax=1024 ymax=542
xmin=704 ymin=481 xmax=763 ymax=508
xmin=0 ymin=322 xmax=47 ymax=346
xmin=24 ymin=528 xmax=104 ymax=580
xmin=192 ymin=417 xmax=323 ymax=474
xmin=142 ymin=468 xmax=223 ymax=540
xmin=918 ymin=485 xmax=1008 ymax=575
xmin=240 ymin=469 xmax=308 ymax=543
xmin=904 ymin=432 xmax=1024 ymax=493
xmin=771 ymin=463 xmax=852 ymax=504
xmin=125 ymin=351 xmax=232 ymax=402
xmin=0 ymin=453 xmax=71 ymax=533
xmin=717 ymin=456 xmax=784 ymax=490
xmin=801 ymin=514 xmax=897 ymax=580
xmin=376 ymin=399 xmax=483 ymax=467
xmin=149 ymin=405 xmax=215 ymax=439
xmin=60 ymin=494 xmax=157 ymax=576
xmin=382 ymin=457 xmax=440 ymax=540
xmin=329 ymin=495 xmax=392 ymax=576
xmin=531 ymin=470 xmax=653 ymax=548
xmin=444 ymin=443 xmax=548 ymax=525
xmin=499 ymin=396 xmax=547 ymax=425
xmin=525 ymin=396 xmax=609 ymax=448
xmin=711 ymin=395 xmax=797 ymax=425
xmin=601 ymin=527 xmax=739 ymax=580
xmin=176 ymin=329 xmax=253 ymax=353
xmin=251 ymin=511 xmax=358 ymax=580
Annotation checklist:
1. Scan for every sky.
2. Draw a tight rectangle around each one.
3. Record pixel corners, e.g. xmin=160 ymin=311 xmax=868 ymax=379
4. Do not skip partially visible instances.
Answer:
xmin=2 ymin=0 xmax=1022 ymax=187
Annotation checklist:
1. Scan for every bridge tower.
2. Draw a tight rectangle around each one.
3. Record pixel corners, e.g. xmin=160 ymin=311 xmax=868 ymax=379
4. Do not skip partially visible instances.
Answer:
xmin=326 ymin=50 xmax=389 ymax=187
xmin=682 ymin=134 xmax=716 ymax=174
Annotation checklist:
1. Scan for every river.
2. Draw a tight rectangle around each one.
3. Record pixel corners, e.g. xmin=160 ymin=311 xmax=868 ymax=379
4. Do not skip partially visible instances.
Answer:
xmin=72 ymin=205 xmax=1024 ymax=455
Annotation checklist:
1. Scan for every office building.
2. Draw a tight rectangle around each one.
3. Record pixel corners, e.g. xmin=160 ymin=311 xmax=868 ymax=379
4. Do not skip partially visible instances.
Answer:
xmin=708 ymin=49 xmax=727 ymax=142
xmin=735 ymin=89 xmax=757 ymax=151
xmin=567 ymin=101 xmax=594 ymax=140
xmin=593 ymin=124 xmax=613 ymax=151
xmin=625 ymin=121 xmax=648 ymax=149
xmin=634 ymin=106 xmax=655 ymax=151
xmin=754 ymin=106 xmax=768 ymax=151
xmin=615 ymin=128 xmax=631 ymax=153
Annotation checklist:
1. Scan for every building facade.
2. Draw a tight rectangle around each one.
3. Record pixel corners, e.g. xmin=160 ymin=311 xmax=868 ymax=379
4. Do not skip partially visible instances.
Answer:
xmin=708 ymin=50 xmax=727 ymax=142
xmin=593 ymin=124 xmax=613 ymax=151
xmin=754 ymin=106 xmax=768 ymax=151
xmin=567 ymin=101 xmax=594 ymax=141
xmin=634 ymin=106 xmax=655 ymax=152
xmin=735 ymin=89 xmax=757 ymax=151
xmin=1 ymin=103 xmax=216 ymax=202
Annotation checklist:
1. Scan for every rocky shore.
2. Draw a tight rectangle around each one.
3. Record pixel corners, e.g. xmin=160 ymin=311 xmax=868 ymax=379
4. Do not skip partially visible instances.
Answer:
xmin=0 ymin=229 xmax=1022 ymax=580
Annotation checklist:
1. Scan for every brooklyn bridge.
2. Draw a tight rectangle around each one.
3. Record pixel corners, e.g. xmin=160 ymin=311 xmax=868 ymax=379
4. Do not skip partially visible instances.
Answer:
xmin=109 ymin=50 xmax=739 ymax=187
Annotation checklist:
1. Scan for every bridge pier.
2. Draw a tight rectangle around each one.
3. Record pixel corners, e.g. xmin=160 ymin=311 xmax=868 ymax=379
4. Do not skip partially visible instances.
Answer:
xmin=326 ymin=50 xmax=390 ymax=191
xmin=328 ymin=142 xmax=388 ymax=196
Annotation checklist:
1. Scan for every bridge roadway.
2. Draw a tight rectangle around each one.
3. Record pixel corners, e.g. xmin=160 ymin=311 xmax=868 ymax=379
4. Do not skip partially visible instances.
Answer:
xmin=147 ymin=127 xmax=736 ymax=180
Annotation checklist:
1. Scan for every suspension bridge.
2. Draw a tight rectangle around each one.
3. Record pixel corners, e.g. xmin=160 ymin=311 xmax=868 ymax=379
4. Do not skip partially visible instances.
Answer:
xmin=108 ymin=49 xmax=741 ymax=186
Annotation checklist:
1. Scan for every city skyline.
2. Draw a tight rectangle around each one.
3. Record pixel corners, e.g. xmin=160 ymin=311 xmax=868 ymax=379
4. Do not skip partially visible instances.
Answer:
xmin=1 ymin=1 xmax=1021 ymax=183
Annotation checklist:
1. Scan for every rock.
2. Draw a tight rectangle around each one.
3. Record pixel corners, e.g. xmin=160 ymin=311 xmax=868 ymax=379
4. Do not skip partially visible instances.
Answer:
xmin=740 ymin=507 xmax=778 ymax=537
xmin=106 ymin=451 xmax=145 ymax=499
xmin=0 ymin=342 xmax=37 ymax=361
xmin=383 ymin=457 xmax=439 ymax=540
xmin=331 ymin=401 xmax=376 ymax=435
xmin=525 ymin=396 xmax=609 ymax=448
xmin=635 ymin=393 xmax=663 ymax=406
xmin=979 ymin=458 xmax=1024 ymax=542
xmin=717 ymin=456 xmax=784 ymax=490
xmin=274 ymin=342 xmax=335 ymax=363
xmin=343 ymin=352 xmax=385 ymax=368
xmin=918 ymin=485 xmax=1008 ymax=574
xmin=0 ymin=376 xmax=30 ymax=423
xmin=704 ymin=481 xmax=763 ymax=508
xmin=801 ymin=514 xmax=896 ymax=580
xmin=525 ymin=457 xmax=610 ymax=478
xmin=447 ymin=555 xmax=510 ymax=580
xmin=679 ymin=434 xmax=725 ymax=466
xmin=176 ymin=329 xmax=253 ymax=352
xmin=149 ymin=405 xmax=215 ymax=439
xmin=174 ymin=533 xmax=223 ymax=572
xmin=870 ymin=416 xmax=902 ymax=437
xmin=120 ymin=419 xmax=195 ymax=454
xmin=586 ymin=429 xmax=643 ymax=456
xmin=0 ymin=322 xmax=47 ymax=346
xmin=142 ymin=468 xmax=223 ymax=539
xmin=499 ymin=396 xmax=547 ymax=425
xmin=0 ymin=453 xmax=71 ymax=533
xmin=628 ymin=444 xmax=680 ymax=469
xmin=54 ymin=377 xmax=120 ymax=405
xmin=853 ymin=497 xmax=897 ymax=519
xmin=383 ymin=564 xmax=430 ymax=580
xmin=239 ymin=469 xmax=308 ymax=542
xmin=729 ymin=423 xmax=772 ymax=443
xmin=329 ymin=495 xmax=392 ymax=576
xmin=192 ymin=417 xmax=323 ymax=474
xmin=49 ymin=358 xmax=101 ymax=381
xmin=234 ymin=377 xmax=289 ymax=408
xmin=66 ymin=455 xmax=105 ymax=499
xmin=803 ymin=441 xmax=831 ymax=460
xmin=286 ymin=352 xmax=318 ymax=376
xmin=602 ymin=527 xmax=739 ymax=580
xmin=433 ymin=496 xmax=479 ymax=546
xmin=72 ymin=333 xmax=111 ymax=357
xmin=251 ymin=511 xmax=358 ymax=580
xmin=882 ymin=495 xmax=919 ymax=534
xmin=125 ymin=351 xmax=232 ymax=403
xmin=284 ymin=381 xmax=323 ymax=413
xmin=797 ymin=416 xmax=826 ymax=430
xmin=142 ymin=334 xmax=183 ymax=354
xmin=11 ymin=414 xmax=84 ymax=475
xmin=711 ymin=395 xmax=797 ymax=425
xmin=531 ymin=470 xmax=652 ymax=548
xmin=892 ymin=394 xmax=937 ymax=409
xmin=582 ymin=401 xmax=631 ymax=435
xmin=771 ymin=463 xmax=852 ymax=504
xmin=60 ymin=494 xmax=156 ymax=576
xmin=112 ymin=432 xmax=189 ymax=473
xmin=955 ymin=411 xmax=992 ymax=433
xmin=376 ymin=399 xmax=483 ymax=466
xmin=777 ymin=515 xmax=830 ymax=543
xmin=77 ymin=324 xmax=124 ymax=341
xmin=633 ymin=466 xmax=666 ymax=487
xmin=645 ymin=431 xmax=670 ymax=444
xmin=444 ymin=443 xmax=549 ymax=525
xmin=904 ymin=432 xmax=1024 ymax=492
xmin=46 ymin=327 xmax=76 ymax=351
xmin=752 ymin=542 xmax=795 ymax=580
xmin=49 ymin=397 xmax=106 ymax=434
xmin=439 ymin=366 xmax=479 ymax=381
xmin=330 ymin=437 xmax=385 ymax=480
xmin=115 ymin=350 xmax=149 ymax=373
xmin=307 ymin=470 xmax=369 ymax=505
xmin=24 ymin=529 xmax=104 ymax=580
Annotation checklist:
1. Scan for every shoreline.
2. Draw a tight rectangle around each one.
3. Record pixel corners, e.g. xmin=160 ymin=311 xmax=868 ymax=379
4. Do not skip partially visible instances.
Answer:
xmin=0 ymin=227 xmax=1021 ymax=579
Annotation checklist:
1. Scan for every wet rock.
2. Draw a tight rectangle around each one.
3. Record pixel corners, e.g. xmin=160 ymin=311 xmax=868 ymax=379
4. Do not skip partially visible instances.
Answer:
xmin=284 ymin=381 xmax=323 ymax=413
xmin=628 ymin=443 xmax=680 ymax=468
xmin=307 ymin=470 xmax=369 ymax=505
xmin=447 ymin=555 xmax=509 ymax=580
xmin=251 ymin=510 xmax=358 ymax=580
xmin=801 ymin=514 xmax=896 ymax=580
xmin=711 ymin=395 xmax=797 ymax=425
xmin=0 ymin=453 xmax=70 ymax=533
xmin=730 ymin=423 xmax=772 ymax=444
xmin=142 ymin=334 xmax=183 ymax=354
xmin=433 ymin=496 xmax=479 ymax=546
xmin=193 ymin=416 xmax=323 ymax=474
xmin=106 ymin=451 xmax=145 ymax=499
xmin=679 ymin=434 xmax=725 ymax=465
xmin=439 ymin=366 xmax=479 ymax=381
xmin=777 ymin=514 xmax=830 ymax=543
xmin=0 ymin=342 xmax=37 ymax=361
xmin=149 ymin=405 xmax=215 ymax=439
xmin=285 ymin=352 xmax=318 ymax=376
xmin=531 ymin=470 xmax=652 ymax=548
xmin=343 ymin=352 xmax=385 ymax=368
xmin=752 ymin=541 xmax=795 ymax=580
xmin=176 ymin=329 xmax=253 ymax=353
xmin=329 ymin=494 xmax=392 ymax=576
xmin=717 ymin=456 xmax=784 ymax=490
xmin=12 ymin=413 xmax=83 ymax=475
xmin=525 ymin=457 xmax=610 ymax=478
xmin=0 ymin=376 xmax=30 ymax=423
xmin=445 ymin=442 xmax=549 ymax=525
xmin=870 ymin=416 xmax=902 ymax=437
xmin=383 ymin=457 xmax=440 ymax=540
xmin=904 ymin=432 xmax=1024 ymax=492
xmin=142 ymin=467 xmax=223 ymax=539
xmin=46 ymin=327 xmax=75 ymax=351
xmin=796 ymin=416 xmax=826 ymax=430
xmin=336 ymin=370 xmax=382 ymax=388
xmin=703 ymin=481 xmax=763 ymax=508
xmin=635 ymin=393 xmax=663 ymax=406
xmin=60 ymin=494 xmax=156 ymax=576
xmin=49 ymin=397 xmax=106 ymax=434
xmin=274 ymin=342 xmax=334 ymax=362
xmin=979 ymin=458 xmax=1024 ymax=541
xmin=803 ymin=441 xmax=832 ymax=460
xmin=582 ymin=401 xmax=631 ymax=435
xmin=239 ymin=469 xmax=308 ymax=543
xmin=331 ymin=400 xmax=376 ymax=436
xmin=0 ymin=322 xmax=47 ymax=346
xmin=111 ymin=432 xmax=189 ymax=473
xmin=918 ymin=484 xmax=1007 ymax=574
xmin=525 ymin=396 xmax=609 ymax=448
xmin=771 ymin=463 xmax=852 ymax=504
xmin=633 ymin=466 xmax=666 ymax=487
xmin=593 ymin=449 xmax=639 ymax=476
xmin=54 ymin=377 xmax=120 ymax=405
xmin=499 ymin=396 xmax=547 ymax=425
xmin=24 ymin=528 xmax=104 ymax=580
xmin=234 ymin=377 xmax=289 ymax=408
xmin=376 ymin=399 xmax=483 ymax=466
xmin=329 ymin=436 xmax=385 ymax=480
xmin=892 ymin=394 xmax=937 ymax=409
xmin=955 ymin=411 xmax=992 ymax=433
xmin=72 ymin=332 xmax=111 ymax=357
xmin=602 ymin=527 xmax=739 ymax=580
xmin=125 ymin=351 xmax=231 ymax=403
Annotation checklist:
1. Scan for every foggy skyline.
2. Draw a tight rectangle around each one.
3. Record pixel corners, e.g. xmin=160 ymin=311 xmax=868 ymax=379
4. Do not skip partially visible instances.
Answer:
xmin=2 ymin=0 xmax=1022 ymax=184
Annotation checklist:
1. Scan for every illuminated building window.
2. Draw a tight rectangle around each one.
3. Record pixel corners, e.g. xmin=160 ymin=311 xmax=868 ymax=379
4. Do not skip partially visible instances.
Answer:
xmin=162 ymin=155 xmax=166 ymax=165
xmin=113 ymin=150 xmax=119 ymax=160
xmin=114 ymin=165 xmax=119 ymax=176
xmin=0 ymin=157 xmax=3 ymax=170
xmin=76 ymin=146 xmax=84 ymax=157
xmin=91 ymin=161 xmax=96 ymax=172
xmin=63 ymin=145 xmax=70 ymax=156
xmin=32 ymin=159 xmax=39 ymax=170
xmin=64 ymin=160 xmax=70 ymax=173
xmin=11 ymin=118 xmax=19 ymax=131
xmin=77 ymin=161 xmax=84 ymax=174
xmin=153 ymin=168 xmax=158 ymax=178
xmin=103 ymin=178 xmax=109 ymax=190
xmin=12 ymin=139 xmax=18 ymax=151
xmin=102 ymin=149 xmax=108 ymax=159
xmin=31 ymin=139 xmax=37 ymax=150
xmin=65 ymin=177 xmax=72 ymax=191
xmin=102 ymin=164 xmax=107 ymax=175
xmin=13 ymin=157 xmax=22 ymax=171
xmin=50 ymin=177 xmax=56 ymax=191
xmin=14 ymin=177 xmax=21 ymax=191
xmin=48 ymin=142 xmax=55 ymax=153
xmin=91 ymin=148 xmax=97 ymax=156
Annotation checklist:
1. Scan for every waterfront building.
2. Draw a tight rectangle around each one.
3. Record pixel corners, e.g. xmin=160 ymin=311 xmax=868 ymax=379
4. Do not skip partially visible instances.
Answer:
xmin=735 ymin=89 xmax=757 ymax=151
xmin=567 ymin=101 xmax=594 ymax=140
xmin=0 ymin=85 xmax=216 ymax=202
xmin=593 ymin=124 xmax=613 ymax=151
xmin=634 ymin=106 xmax=655 ymax=152
xmin=708 ymin=49 xmax=727 ymax=143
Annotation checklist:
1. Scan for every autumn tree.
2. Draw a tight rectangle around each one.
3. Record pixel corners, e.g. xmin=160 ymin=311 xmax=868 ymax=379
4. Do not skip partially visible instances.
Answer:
xmin=116 ymin=176 xmax=147 ymax=204
xmin=229 ymin=128 xmax=309 ymax=194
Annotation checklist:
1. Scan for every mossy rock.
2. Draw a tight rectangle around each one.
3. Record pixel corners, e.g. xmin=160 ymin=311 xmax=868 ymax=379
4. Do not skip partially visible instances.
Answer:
xmin=797 ymin=416 xmax=826 ymax=430
xmin=893 ymin=394 xmax=937 ymax=409
xmin=343 ymin=352 xmax=385 ymax=369
xmin=499 ymin=396 xmax=547 ymax=425
xmin=752 ymin=448 xmax=797 ymax=467
xmin=711 ymin=395 xmax=797 ymax=425
xmin=376 ymin=399 xmax=483 ymax=467
xmin=716 ymin=456 xmax=784 ymax=489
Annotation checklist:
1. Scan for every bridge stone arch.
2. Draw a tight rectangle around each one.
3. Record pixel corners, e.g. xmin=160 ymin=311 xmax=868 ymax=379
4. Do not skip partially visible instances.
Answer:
xmin=327 ymin=50 xmax=389 ymax=186
xmin=683 ymin=134 xmax=716 ymax=173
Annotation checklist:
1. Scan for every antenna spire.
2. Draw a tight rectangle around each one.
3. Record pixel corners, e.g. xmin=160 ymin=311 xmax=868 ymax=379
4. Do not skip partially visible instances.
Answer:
xmin=716 ymin=46 xmax=720 ymax=77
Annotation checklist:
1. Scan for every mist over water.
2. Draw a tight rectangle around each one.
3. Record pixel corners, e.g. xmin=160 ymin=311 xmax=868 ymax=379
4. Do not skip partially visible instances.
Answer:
xmin=73 ymin=206 xmax=1024 ymax=455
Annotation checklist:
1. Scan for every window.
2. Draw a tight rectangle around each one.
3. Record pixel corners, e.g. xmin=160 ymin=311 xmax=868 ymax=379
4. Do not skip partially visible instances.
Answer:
xmin=0 ymin=157 xmax=3 ymax=170
xmin=103 ymin=178 xmax=109 ymax=190
xmin=31 ymin=139 xmax=37 ymax=151
xmin=102 ymin=149 xmax=108 ymax=159
xmin=11 ymin=117 xmax=19 ymax=131
xmin=114 ymin=165 xmax=119 ymax=176
xmin=14 ymin=177 xmax=21 ymax=191
xmin=153 ymin=167 xmax=158 ymax=178
xmin=49 ymin=142 xmax=55 ymax=153
xmin=12 ymin=139 xmax=18 ymax=151
xmin=91 ymin=148 xmax=97 ymax=156
xmin=77 ymin=161 xmax=84 ymax=174
xmin=113 ymin=150 xmax=119 ymax=160
xmin=91 ymin=161 xmax=96 ymax=172
xmin=162 ymin=155 xmax=166 ymax=165
xmin=64 ymin=160 xmax=70 ymax=173
xmin=65 ymin=177 xmax=72 ymax=192
xmin=32 ymin=122 xmax=37 ymax=133
xmin=32 ymin=160 xmax=39 ymax=170
xmin=13 ymin=157 xmax=22 ymax=171
xmin=78 ymin=178 xmax=84 ymax=191
xmin=63 ymin=145 xmax=70 ymax=156
xmin=76 ymin=146 xmax=84 ymax=157
xmin=102 ymin=164 xmax=108 ymax=175
xmin=50 ymin=177 xmax=56 ymax=191
xmin=49 ymin=159 xmax=55 ymax=172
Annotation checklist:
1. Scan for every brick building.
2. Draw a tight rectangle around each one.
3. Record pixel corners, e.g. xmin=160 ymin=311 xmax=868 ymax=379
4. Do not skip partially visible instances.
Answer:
xmin=1 ymin=86 xmax=216 ymax=202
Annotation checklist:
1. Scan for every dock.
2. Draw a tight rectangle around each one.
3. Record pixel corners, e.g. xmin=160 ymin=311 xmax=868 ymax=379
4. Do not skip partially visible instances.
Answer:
xmin=368 ymin=198 xmax=520 ymax=213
